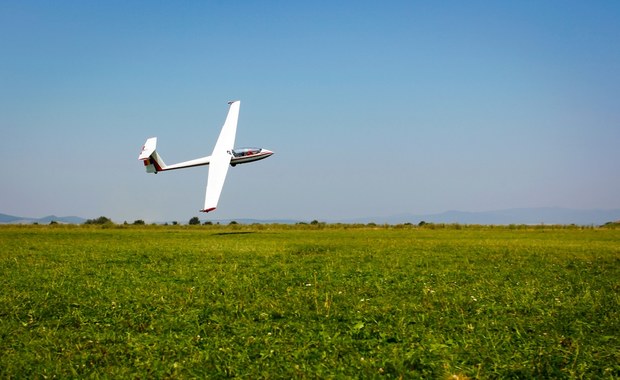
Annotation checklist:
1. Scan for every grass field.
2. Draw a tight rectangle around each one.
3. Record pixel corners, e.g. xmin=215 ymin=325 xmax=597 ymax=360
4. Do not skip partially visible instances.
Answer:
xmin=0 ymin=224 xmax=618 ymax=378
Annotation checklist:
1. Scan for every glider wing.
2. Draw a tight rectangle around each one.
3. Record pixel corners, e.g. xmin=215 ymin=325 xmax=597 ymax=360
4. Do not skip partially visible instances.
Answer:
xmin=201 ymin=101 xmax=240 ymax=212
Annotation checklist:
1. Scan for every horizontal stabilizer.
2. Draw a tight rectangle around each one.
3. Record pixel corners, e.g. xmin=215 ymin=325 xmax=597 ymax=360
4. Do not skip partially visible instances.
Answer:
xmin=138 ymin=137 xmax=167 ymax=173
xmin=139 ymin=137 xmax=157 ymax=160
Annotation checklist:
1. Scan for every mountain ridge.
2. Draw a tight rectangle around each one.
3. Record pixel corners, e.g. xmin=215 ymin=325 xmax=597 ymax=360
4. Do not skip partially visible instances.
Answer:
xmin=340 ymin=207 xmax=620 ymax=226
xmin=2 ymin=207 xmax=619 ymax=226
xmin=0 ymin=213 xmax=86 ymax=224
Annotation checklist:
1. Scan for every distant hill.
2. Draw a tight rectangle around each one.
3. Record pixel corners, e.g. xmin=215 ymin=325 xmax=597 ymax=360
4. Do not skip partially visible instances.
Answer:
xmin=209 ymin=208 xmax=620 ymax=226
xmin=344 ymin=208 xmax=620 ymax=226
xmin=2 ymin=208 xmax=619 ymax=226
xmin=0 ymin=213 xmax=86 ymax=224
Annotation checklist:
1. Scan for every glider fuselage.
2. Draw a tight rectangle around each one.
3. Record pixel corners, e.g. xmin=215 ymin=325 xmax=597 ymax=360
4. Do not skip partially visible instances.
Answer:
xmin=143 ymin=147 xmax=273 ymax=173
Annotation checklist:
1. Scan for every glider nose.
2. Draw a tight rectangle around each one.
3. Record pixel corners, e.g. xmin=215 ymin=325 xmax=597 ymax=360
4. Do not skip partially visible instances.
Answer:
xmin=262 ymin=149 xmax=274 ymax=156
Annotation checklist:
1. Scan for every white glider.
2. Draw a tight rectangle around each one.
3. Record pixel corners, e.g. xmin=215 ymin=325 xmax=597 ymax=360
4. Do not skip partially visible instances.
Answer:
xmin=138 ymin=101 xmax=273 ymax=212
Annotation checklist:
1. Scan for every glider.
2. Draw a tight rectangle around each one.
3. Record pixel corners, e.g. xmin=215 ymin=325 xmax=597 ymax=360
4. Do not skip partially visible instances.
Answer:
xmin=138 ymin=101 xmax=273 ymax=212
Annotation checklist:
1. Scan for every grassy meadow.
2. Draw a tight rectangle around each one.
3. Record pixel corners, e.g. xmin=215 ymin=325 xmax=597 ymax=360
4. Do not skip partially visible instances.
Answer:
xmin=0 ymin=223 xmax=618 ymax=378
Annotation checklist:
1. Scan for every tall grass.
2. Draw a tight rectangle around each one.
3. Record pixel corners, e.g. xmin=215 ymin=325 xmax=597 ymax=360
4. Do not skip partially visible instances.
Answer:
xmin=0 ymin=224 xmax=618 ymax=378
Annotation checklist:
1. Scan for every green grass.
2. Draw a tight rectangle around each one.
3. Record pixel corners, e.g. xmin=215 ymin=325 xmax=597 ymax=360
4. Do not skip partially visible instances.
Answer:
xmin=0 ymin=224 xmax=618 ymax=378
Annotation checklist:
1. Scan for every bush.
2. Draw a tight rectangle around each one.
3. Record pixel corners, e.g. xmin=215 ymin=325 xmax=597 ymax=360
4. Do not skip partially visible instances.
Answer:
xmin=189 ymin=217 xmax=201 ymax=225
xmin=84 ymin=216 xmax=113 ymax=225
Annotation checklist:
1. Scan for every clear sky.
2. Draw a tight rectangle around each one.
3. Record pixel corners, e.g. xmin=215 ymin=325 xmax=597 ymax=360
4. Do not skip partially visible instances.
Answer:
xmin=1 ymin=1 xmax=619 ymax=223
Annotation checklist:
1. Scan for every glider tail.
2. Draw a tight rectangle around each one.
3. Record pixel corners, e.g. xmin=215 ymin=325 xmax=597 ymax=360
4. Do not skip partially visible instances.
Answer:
xmin=138 ymin=137 xmax=167 ymax=173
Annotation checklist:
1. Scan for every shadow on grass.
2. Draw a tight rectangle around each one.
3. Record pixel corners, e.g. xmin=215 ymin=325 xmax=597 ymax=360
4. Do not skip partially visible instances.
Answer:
xmin=211 ymin=231 xmax=256 ymax=236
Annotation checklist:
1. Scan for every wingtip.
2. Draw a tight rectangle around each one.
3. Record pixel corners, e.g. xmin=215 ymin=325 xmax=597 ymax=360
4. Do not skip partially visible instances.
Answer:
xmin=200 ymin=207 xmax=217 ymax=213
xmin=227 ymin=100 xmax=240 ymax=105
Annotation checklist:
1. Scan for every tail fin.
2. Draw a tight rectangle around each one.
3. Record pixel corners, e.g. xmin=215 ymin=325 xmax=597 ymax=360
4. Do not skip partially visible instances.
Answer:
xmin=138 ymin=137 xmax=167 ymax=173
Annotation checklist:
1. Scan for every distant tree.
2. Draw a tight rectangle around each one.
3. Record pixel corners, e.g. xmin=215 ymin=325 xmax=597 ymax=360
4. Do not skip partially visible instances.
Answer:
xmin=309 ymin=219 xmax=325 ymax=228
xmin=49 ymin=220 xmax=58 ymax=225
xmin=203 ymin=221 xmax=213 ymax=225
xmin=189 ymin=217 xmax=201 ymax=225
xmin=229 ymin=221 xmax=238 ymax=225
xmin=133 ymin=219 xmax=145 ymax=225
xmin=85 ymin=216 xmax=113 ymax=225
xmin=418 ymin=221 xmax=427 ymax=227
xmin=172 ymin=221 xmax=178 ymax=226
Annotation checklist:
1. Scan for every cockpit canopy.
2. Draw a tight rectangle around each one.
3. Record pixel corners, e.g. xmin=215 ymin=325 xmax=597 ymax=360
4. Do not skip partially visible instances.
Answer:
xmin=232 ymin=148 xmax=262 ymax=157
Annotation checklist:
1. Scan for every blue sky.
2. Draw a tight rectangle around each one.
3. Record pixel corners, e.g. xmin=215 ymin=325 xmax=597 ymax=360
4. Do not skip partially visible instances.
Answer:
xmin=1 ymin=1 xmax=619 ymax=222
